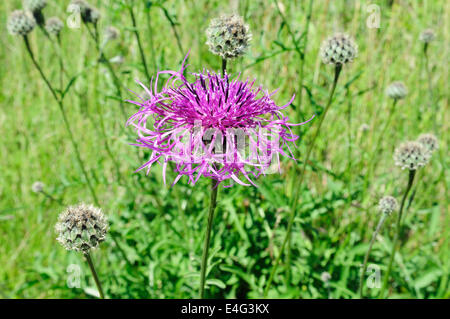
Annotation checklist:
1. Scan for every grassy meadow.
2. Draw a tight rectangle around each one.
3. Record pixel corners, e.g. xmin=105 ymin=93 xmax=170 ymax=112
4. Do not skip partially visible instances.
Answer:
xmin=0 ymin=0 xmax=448 ymax=299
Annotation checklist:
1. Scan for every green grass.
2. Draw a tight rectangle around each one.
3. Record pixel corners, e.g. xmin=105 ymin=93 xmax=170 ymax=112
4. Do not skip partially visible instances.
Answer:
xmin=0 ymin=0 xmax=448 ymax=298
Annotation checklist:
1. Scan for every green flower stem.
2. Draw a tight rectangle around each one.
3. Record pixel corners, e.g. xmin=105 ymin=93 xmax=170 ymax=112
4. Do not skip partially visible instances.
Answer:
xmin=273 ymin=0 xmax=313 ymax=121
xmin=85 ymin=23 xmax=127 ymax=120
xmin=199 ymin=57 xmax=227 ymax=299
xmin=85 ymin=252 xmax=105 ymax=299
xmin=199 ymin=178 xmax=219 ymax=299
xmin=380 ymin=169 xmax=416 ymax=298
xmin=359 ymin=212 xmax=389 ymax=298
xmin=128 ymin=0 xmax=151 ymax=82
xmin=145 ymin=6 xmax=158 ymax=71
xmin=23 ymin=36 xmax=100 ymax=207
xmin=423 ymin=44 xmax=436 ymax=130
xmin=160 ymin=6 xmax=184 ymax=55
xmin=264 ymin=65 xmax=342 ymax=297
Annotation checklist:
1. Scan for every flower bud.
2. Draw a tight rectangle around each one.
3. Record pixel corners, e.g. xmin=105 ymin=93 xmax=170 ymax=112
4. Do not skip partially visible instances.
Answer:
xmin=419 ymin=29 xmax=435 ymax=43
xmin=55 ymin=203 xmax=108 ymax=253
xmin=417 ymin=133 xmax=438 ymax=154
xmin=7 ymin=10 xmax=36 ymax=36
xmin=394 ymin=141 xmax=430 ymax=170
xmin=320 ymin=33 xmax=358 ymax=66
xmin=385 ymin=81 xmax=408 ymax=100
xmin=378 ymin=196 xmax=397 ymax=215
xmin=206 ymin=14 xmax=252 ymax=59
xmin=45 ymin=17 xmax=64 ymax=36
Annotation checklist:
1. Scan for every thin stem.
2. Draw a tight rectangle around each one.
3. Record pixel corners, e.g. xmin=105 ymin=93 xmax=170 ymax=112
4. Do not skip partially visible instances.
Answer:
xmin=146 ymin=6 xmax=158 ymax=71
xmin=199 ymin=179 xmax=219 ymax=299
xmin=359 ymin=213 xmax=389 ymax=298
xmin=86 ymin=23 xmax=127 ymax=120
xmin=379 ymin=170 xmax=416 ymax=298
xmin=85 ymin=252 xmax=105 ymax=299
xmin=222 ymin=58 xmax=227 ymax=75
xmin=296 ymin=0 xmax=314 ymax=121
xmin=423 ymin=45 xmax=436 ymax=130
xmin=23 ymin=36 xmax=100 ymax=206
xmin=264 ymin=65 xmax=342 ymax=296
xmin=161 ymin=6 xmax=184 ymax=55
xmin=128 ymin=1 xmax=151 ymax=82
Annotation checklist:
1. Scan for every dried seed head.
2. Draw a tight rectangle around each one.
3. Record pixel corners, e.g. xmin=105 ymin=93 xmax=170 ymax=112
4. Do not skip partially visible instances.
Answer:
xmin=23 ymin=0 xmax=47 ymax=13
xmin=87 ymin=7 xmax=100 ymax=24
xmin=104 ymin=26 xmax=119 ymax=42
xmin=378 ymin=196 xmax=398 ymax=215
xmin=417 ymin=133 xmax=438 ymax=154
xmin=385 ymin=81 xmax=408 ymax=100
xmin=70 ymin=0 xmax=100 ymax=24
xmin=31 ymin=181 xmax=45 ymax=193
xmin=320 ymin=33 xmax=358 ymax=66
xmin=55 ymin=203 xmax=108 ymax=253
xmin=394 ymin=141 xmax=430 ymax=170
xmin=45 ymin=17 xmax=64 ymax=36
xmin=7 ymin=10 xmax=36 ymax=36
xmin=206 ymin=14 xmax=252 ymax=59
xmin=359 ymin=123 xmax=370 ymax=132
xmin=419 ymin=29 xmax=436 ymax=43
xmin=321 ymin=272 xmax=331 ymax=282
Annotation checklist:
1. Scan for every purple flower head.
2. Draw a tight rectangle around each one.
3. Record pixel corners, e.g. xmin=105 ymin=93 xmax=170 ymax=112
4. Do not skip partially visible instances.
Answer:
xmin=126 ymin=55 xmax=314 ymax=187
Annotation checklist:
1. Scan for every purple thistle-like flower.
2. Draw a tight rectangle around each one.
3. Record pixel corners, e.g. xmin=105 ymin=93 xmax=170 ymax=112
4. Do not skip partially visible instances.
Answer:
xmin=126 ymin=56 xmax=314 ymax=187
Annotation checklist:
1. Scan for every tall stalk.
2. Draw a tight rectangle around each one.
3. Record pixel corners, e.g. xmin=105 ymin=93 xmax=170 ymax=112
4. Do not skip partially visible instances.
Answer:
xmin=160 ymin=6 xmax=184 ymax=55
xmin=128 ymin=0 xmax=151 ymax=82
xmin=379 ymin=170 xmax=416 ymax=298
xmin=199 ymin=178 xmax=219 ymax=298
xmin=199 ymin=58 xmax=226 ymax=298
xmin=85 ymin=252 xmax=105 ymax=299
xmin=423 ymin=44 xmax=435 ymax=130
xmin=359 ymin=212 xmax=389 ymax=298
xmin=264 ymin=65 xmax=342 ymax=296
xmin=23 ymin=36 xmax=100 ymax=206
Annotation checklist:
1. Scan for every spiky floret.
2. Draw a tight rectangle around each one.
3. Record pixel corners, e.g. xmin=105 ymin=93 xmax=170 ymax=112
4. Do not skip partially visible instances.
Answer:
xmin=417 ymin=133 xmax=438 ymax=154
xmin=23 ymin=0 xmax=47 ymax=12
xmin=7 ymin=10 xmax=36 ymax=36
xmin=378 ymin=196 xmax=398 ymax=215
xmin=55 ymin=203 xmax=108 ymax=253
xmin=45 ymin=17 xmax=64 ymax=36
xmin=385 ymin=81 xmax=408 ymax=100
xmin=394 ymin=141 xmax=430 ymax=170
xmin=419 ymin=29 xmax=436 ymax=43
xmin=126 ymin=55 xmax=314 ymax=187
xmin=320 ymin=33 xmax=358 ymax=65
xmin=206 ymin=14 xmax=252 ymax=59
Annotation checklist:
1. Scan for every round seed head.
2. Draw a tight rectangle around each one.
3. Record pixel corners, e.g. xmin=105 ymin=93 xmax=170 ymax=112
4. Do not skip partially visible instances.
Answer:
xmin=378 ymin=196 xmax=398 ymax=215
xmin=417 ymin=133 xmax=438 ymax=154
xmin=31 ymin=181 xmax=45 ymax=193
xmin=55 ymin=203 xmax=108 ymax=253
xmin=23 ymin=0 xmax=47 ymax=13
xmin=385 ymin=81 xmax=408 ymax=100
xmin=419 ymin=29 xmax=436 ymax=43
xmin=321 ymin=272 xmax=331 ymax=282
xmin=70 ymin=0 xmax=100 ymax=24
xmin=87 ymin=7 xmax=100 ymax=24
xmin=206 ymin=14 xmax=252 ymax=59
xmin=359 ymin=123 xmax=370 ymax=132
xmin=7 ymin=10 xmax=36 ymax=36
xmin=45 ymin=17 xmax=64 ymax=36
xmin=394 ymin=141 xmax=430 ymax=170
xmin=104 ymin=26 xmax=119 ymax=42
xmin=320 ymin=33 xmax=358 ymax=66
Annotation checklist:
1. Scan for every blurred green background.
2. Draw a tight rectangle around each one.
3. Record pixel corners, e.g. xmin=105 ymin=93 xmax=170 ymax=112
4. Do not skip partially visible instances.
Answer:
xmin=0 ymin=0 xmax=448 ymax=298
